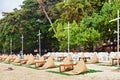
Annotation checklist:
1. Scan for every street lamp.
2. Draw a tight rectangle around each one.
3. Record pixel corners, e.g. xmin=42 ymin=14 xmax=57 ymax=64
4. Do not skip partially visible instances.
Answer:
xmin=109 ymin=10 xmax=120 ymax=53
xmin=64 ymin=22 xmax=71 ymax=53
xmin=108 ymin=28 xmax=111 ymax=44
xmin=109 ymin=0 xmax=111 ymax=3
xmin=109 ymin=10 xmax=120 ymax=67
xmin=21 ymin=35 xmax=24 ymax=54
xmin=107 ymin=28 xmax=111 ymax=61
xmin=64 ymin=0 xmax=68 ymax=3
xmin=10 ymin=38 xmax=12 ymax=54
xmin=38 ymin=30 xmax=41 ymax=56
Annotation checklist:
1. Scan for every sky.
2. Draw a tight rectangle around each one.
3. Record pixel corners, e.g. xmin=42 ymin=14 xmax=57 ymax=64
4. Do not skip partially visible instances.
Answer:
xmin=0 ymin=0 xmax=24 ymax=19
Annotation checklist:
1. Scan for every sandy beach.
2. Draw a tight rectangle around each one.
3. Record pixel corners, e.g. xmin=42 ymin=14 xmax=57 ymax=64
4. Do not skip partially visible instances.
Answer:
xmin=0 ymin=62 xmax=120 ymax=80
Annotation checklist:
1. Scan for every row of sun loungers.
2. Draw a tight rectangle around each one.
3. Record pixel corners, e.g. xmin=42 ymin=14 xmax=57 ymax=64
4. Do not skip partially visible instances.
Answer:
xmin=0 ymin=52 xmax=119 ymax=74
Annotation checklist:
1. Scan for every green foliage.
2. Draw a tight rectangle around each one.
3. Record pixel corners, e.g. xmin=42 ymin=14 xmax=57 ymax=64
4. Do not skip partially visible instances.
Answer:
xmin=54 ymin=20 xmax=100 ymax=51
xmin=55 ymin=0 xmax=85 ymax=23
xmin=0 ymin=0 xmax=60 ymax=53
xmin=53 ymin=0 xmax=120 ymax=51
xmin=0 ymin=0 xmax=120 ymax=52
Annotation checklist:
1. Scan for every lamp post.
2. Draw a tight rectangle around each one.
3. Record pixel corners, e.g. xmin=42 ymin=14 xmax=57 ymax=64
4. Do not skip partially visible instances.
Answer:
xmin=38 ymin=30 xmax=41 ymax=56
xmin=10 ymin=38 xmax=12 ymax=54
xmin=21 ymin=35 xmax=24 ymax=54
xmin=64 ymin=0 xmax=68 ymax=3
xmin=64 ymin=22 xmax=71 ymax=53
xmin=108 ymin=28 xmax=111 ymax=60
xmin=109 ymin=10 xmax=119 ymax=52
xmin=109 ymin=10 xmax=120 ymax=67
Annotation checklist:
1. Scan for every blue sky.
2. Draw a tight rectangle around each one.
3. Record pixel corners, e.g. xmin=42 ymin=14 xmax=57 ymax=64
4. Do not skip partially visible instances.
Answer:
xmin=0 ymin=0 xmax=24 ymax=19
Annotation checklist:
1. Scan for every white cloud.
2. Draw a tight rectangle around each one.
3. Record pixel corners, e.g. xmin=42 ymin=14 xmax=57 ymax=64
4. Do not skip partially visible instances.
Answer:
xmin=0 ymin=0 xmax=24 ymax=19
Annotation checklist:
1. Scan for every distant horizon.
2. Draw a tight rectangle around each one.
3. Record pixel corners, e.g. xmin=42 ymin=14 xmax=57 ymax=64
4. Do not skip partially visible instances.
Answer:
xmin=0 ymin=0 xmax=24 ymax=19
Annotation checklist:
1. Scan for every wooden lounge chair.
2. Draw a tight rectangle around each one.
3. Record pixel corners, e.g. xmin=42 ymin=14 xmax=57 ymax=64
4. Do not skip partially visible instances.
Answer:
xmin=35 ymin=60 xmax=46 ymax=67
xmin=20 ymin=54 xmax=29 ymax=64
xmin=41 ymin=55 xmax=55 ymax=69
xmin=57 ymin=54 xmax=65 ymax=61
xmin=34 ymin=56 xmax=46 ymax=67
xmin=26 ymin=54 xmax=35 ymax=65
xmin=107 ymin=54 xmax=119 ymax=65
xmin=10 ymin=55 xmax=17 ymax=62
xmin=65 ymin=59 xmax=89 ymax=74
xmin=0 ymin=55 xmax=8 ymax=61
xmin=87 ymin=52 xmax=99 ymax=64
xmin=14 ymin=56 xmax=21 ymax=63
xmin=59 ymin=54 xmax=73 ymax=72
xmin=4 ymin=55 xmax=13 ymax=63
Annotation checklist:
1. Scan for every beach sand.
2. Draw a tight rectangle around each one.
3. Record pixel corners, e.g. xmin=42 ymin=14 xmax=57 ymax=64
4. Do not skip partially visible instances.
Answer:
xmin=0 ymin=62 xmax=120 ymax=80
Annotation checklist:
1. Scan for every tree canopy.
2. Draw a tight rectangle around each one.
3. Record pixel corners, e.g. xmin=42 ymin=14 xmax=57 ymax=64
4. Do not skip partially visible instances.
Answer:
xmin=0 ymin=0 xmax=120 ymax=53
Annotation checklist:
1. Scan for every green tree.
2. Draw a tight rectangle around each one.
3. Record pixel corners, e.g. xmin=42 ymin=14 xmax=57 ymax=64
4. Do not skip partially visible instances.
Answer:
xmin=0 ymin=0 xmax=61 ymax=53
xmin=54 ymin=21 xmax=100 ymax=51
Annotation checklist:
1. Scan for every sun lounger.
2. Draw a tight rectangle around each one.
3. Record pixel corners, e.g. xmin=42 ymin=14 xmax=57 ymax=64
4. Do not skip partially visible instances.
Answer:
xmin=87 ymin=52 xmax=99 ymax=63
xmin=65 ymin=59 xmax=89 ymax=74
xmin=79 ymin=57 xmax=90 ymax=62
xmin=35 ymin=60 xmax=46 ymax=67
xmin=20 ymin=59 xmax=28 ymax=64
xmin=59 ymin=63 xmax=76 ymax=72
xmin=42 ymin=55 xmax=56 ymax=69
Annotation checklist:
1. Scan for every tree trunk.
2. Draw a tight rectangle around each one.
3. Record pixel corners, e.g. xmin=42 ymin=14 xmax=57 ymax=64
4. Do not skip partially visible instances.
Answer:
xmin=38 ymin=5 xmax=56 ymax=33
